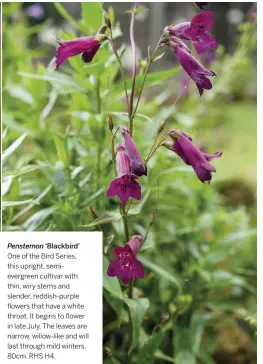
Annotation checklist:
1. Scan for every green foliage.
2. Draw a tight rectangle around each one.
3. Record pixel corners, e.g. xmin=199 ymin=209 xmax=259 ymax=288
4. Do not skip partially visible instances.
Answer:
xmin=2 ymin=3 xmax=256 ymax=364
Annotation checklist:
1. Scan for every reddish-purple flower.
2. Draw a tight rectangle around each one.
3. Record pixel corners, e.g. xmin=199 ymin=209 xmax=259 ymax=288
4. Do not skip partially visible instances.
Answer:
xmin=169 ymin=130 xmax=222 ymax=183
xmin=166 ymin=12 xmax=217 ymax=54
xmin=106 ymin=144 xmax=141 ymax=204
xmin=107 ymin=235 xmax=144 ymax=285
xmin=169 ymin=40 xmax=216 ymax=96
xmin=120 ymin=126 xmax=147 ymax=177
xmin=55 ymin=34 xmax=106 ymax=69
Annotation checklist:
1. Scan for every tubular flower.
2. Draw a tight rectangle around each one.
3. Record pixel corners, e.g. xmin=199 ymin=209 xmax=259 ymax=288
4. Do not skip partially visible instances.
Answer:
xmin=169 ymin=39 xmax=216 ymax=96
xmin=106 ymin=144 xmax=141 ymax=204
xmin=166 ymin=12 xmax=217 ymax=54
xmin=55 ymin=34 xmax=106 ymax=69
xmin=168 ymin=130 xmax=222 ymax=183
xmin=120 ymin=126 xmax=147 ymax=177
xmin=107 ymin=235 xmax=144 ymax=285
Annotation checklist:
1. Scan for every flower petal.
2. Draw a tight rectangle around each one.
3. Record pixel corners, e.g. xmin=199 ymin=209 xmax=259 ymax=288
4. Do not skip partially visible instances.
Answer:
xmin=190 ymin=11 xmax=213 ymax=33
xmin=203 ymin=151 xmax=223 ymax=162
xmin=193 ymin=33 xmax=217 ymax=54
xmin=56 ymin=37 xmax=101 ymax=69
xmin=106 ymin=175 xmax=141 ymax=204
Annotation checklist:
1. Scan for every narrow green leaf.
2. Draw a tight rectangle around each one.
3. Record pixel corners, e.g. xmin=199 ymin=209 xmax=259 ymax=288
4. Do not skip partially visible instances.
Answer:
xmin=2 ymin=176 xmax=13 ymax=197
xmin=23 ymin=206 xmax=58 ymax=231
xmin=18 ymin=72 xmax=83 ymax=94
xmin=139 ymin=256 xmax=180 ymax=286
xmin=124 ymin=297 xmax=150 ymax=354
xmin=84 ymin=212 xmax=121 ymax=227
xmin=153 ymin=52 xmax=165 ymax=62
xmin=134 ymin=7 xmax=149 ymax=15
xmin=53 ymin=135 xmax=68 ymax=166
xmin=190 ymin=312 xmax=205 ymax=355
xmin=2 ymin=133 xmax=27 ymax=166
xmin=155 ymin=350 xmax=176 ymax=363
xmin=103 ymin=289 xmax=123 ymax=317
xmin=128 ymin=191 xmax=150 ymax=215
xmin=12 ymin=185 xmax=53 ymax=222
xmin=3 ymin=198 xmax=36 ymax=208
xmin=7 ymin=84 xmax=34 ymax=105
xmin=137 ymin=331 xmax=164 ymax=364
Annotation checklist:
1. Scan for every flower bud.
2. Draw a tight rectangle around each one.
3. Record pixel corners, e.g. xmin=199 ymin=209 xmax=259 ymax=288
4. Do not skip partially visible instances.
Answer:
xmin=103 ymin=9 xmax=111 ymax=28
xmin=96 ymin=24 xmax=108 ymax=34
xmin=108 ymin=115 xmax=114 ymax=132
xmin=127 ymin=235 xmax=143 ymax=255
xmin=149 ymin=210 xmax=157 ymax=226
xmin=88 ymin=205 xmax=98 ymax=219
xmin=160 ymin=312 xmax=170 ymax=323
xmin=157 ymin=120 xmax=166 ymax=134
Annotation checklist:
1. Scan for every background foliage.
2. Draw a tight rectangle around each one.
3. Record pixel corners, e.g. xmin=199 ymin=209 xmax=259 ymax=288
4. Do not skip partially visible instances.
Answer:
xmin=2 ymin=2 xmax=256 ymax=363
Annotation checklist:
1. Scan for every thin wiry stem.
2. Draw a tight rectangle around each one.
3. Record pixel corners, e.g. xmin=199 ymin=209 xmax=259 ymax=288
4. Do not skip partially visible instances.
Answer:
xmin=133 ymin=34 xmax=165 ymax=117
xmin=109 ymin=29 xmax=130 ymax=113
xmin=129 ymin=5 xmax=137 ymax=136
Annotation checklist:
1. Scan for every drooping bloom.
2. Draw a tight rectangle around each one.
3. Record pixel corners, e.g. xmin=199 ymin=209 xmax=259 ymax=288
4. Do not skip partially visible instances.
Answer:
xmin=55 ymin=34 xmax=106 ymax=69
xmin=107 ymin=235 xmax=144 ymax=285
xmin=120 ymin=126 xmax=147 ymax=177
xmin=166 ymin=12 xmax=217 ymax=54
xmin=170 ymin=40 xmax=216 ymax=96
xmin=106 ymin=144 xmax=141 ymax=204
xmin=168 ymin=130 xmax=222 ymax=183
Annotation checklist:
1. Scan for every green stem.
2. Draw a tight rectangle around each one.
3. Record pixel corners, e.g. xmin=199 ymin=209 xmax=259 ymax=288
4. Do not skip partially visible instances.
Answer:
xmin=129 ymin=6 xmax=137 ymax=137
xmin=120 ymin=204 xmax=129 ymax=241
xmin=145 ymin=133 xmax=168 ymax=164
xmin=133 ymin=34 xmax=165 ymax=117
xmin=109 ymin=29 xmax=130 ymax=114
xmin=95 ymin=77 xmax=102 ymax=209
xmin=128 ymin=278 xmax=134 ymax=364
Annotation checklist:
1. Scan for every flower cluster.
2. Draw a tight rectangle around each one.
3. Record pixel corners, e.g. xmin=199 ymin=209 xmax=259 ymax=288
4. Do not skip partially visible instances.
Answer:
xmin=106 ymin=127 xmax=147 ymax=205
xmin=54 ymin=8 xmax=222 ymax=285
xmin=165 ymin=11 xmax=217 ymax=96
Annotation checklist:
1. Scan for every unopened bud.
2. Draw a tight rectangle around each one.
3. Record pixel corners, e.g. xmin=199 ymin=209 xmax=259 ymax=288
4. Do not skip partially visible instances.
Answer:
xmin=157 ymin=120 xmax=166 ymax=134
xmin=103 ymin=10 xmax=111 ymax=28
xmin=139 ymin=59 xmax=147 ymax=74
xmin=88 ymin=205 xmax=98 ymax=219
xmin=150 ymin=210 xmax=157 ymax=226
xmin=160 ymin=312 xmax=170 ymax=323
xmin=108 ymin=115 xmax=114 ymax=131
xmin=97 ymin=24 xmax=108 ymax=34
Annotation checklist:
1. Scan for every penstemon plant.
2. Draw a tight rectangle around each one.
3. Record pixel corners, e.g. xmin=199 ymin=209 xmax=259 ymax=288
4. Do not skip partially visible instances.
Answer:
xmin=2 ymin=2 xmax=256 ymax=364
xmin=54 ymin=3 xmax=222 ymax=363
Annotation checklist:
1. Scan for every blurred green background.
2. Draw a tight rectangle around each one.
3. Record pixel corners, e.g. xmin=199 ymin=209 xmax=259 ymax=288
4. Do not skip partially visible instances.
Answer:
xmin=2 ymin=2 xmax=256 ymax=364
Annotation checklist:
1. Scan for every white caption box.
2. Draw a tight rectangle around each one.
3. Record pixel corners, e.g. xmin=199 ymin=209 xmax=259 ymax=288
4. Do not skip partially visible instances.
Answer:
xmin=0 ymin=232 xmax=102 ymax=364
